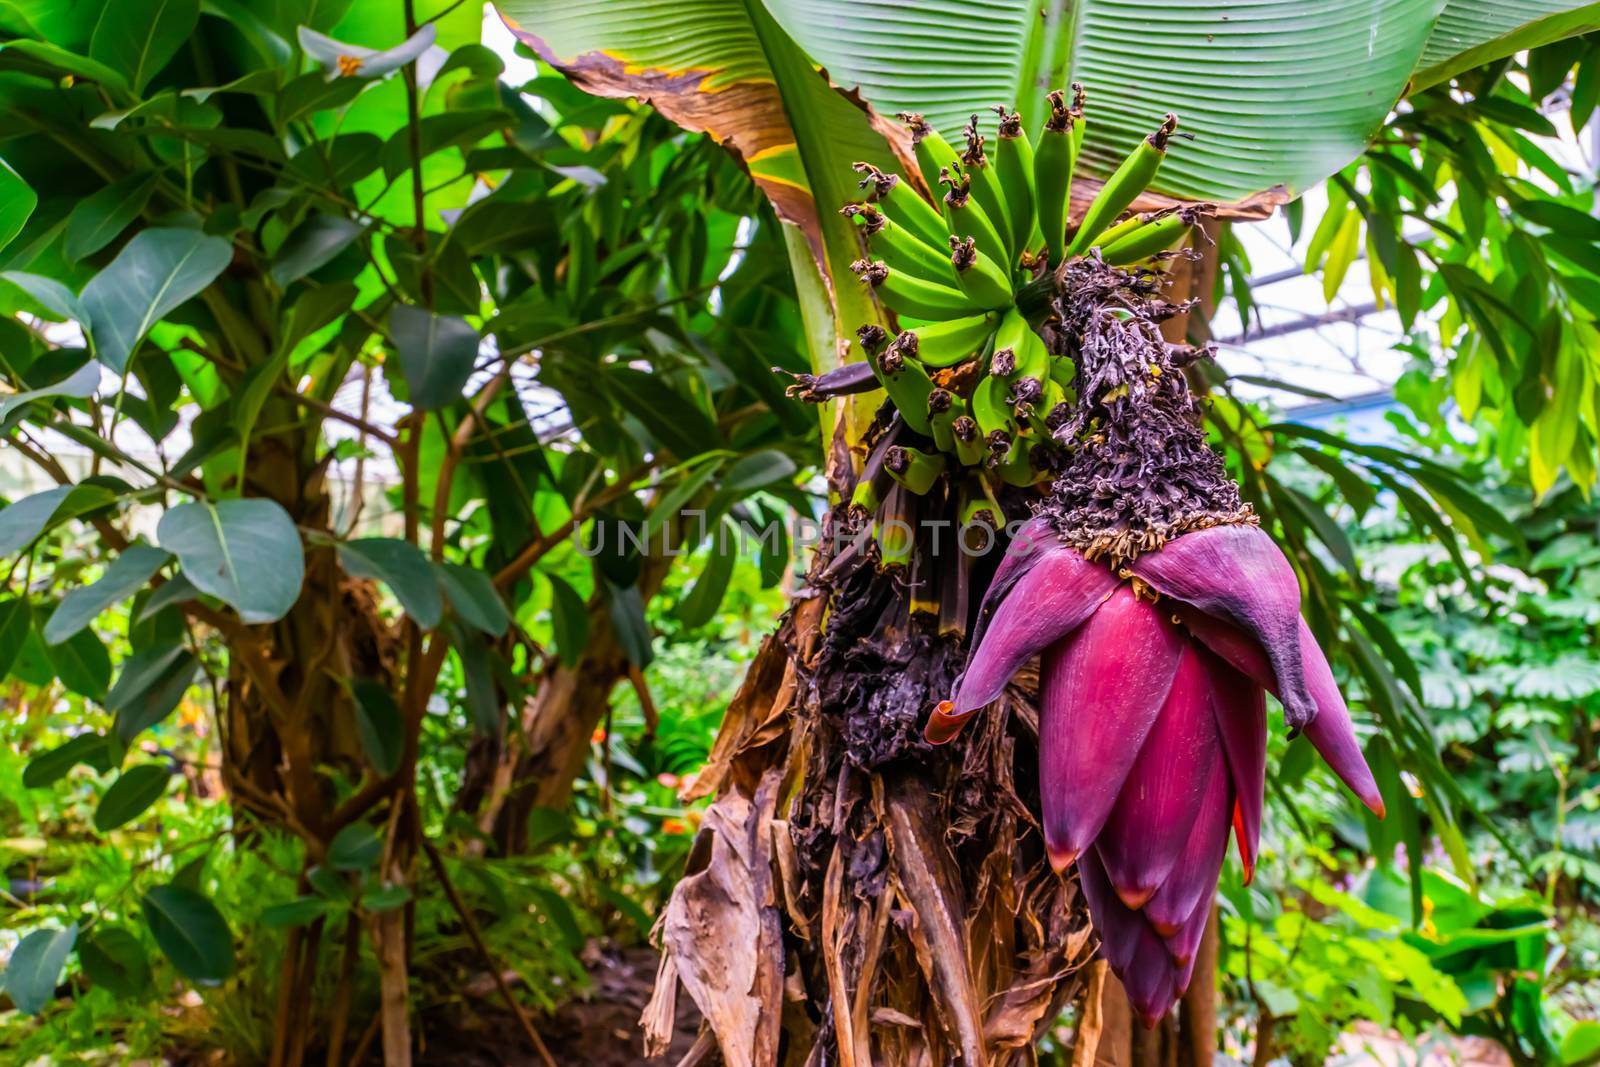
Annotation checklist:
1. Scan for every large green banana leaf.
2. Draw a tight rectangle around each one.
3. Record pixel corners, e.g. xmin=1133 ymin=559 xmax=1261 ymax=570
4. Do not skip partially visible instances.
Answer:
xmin=1413 ymin=1 xmax=1600 ymax=89
xmin=497 ymin=0 xmax=1600 ymax=368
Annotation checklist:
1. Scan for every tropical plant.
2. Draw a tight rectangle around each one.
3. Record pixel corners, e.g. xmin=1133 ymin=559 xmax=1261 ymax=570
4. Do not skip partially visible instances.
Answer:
xmin=0 ymin=4 xmax=818 ymax=1063
xmin=496 ymin=2 xmax=1600 ymax=1064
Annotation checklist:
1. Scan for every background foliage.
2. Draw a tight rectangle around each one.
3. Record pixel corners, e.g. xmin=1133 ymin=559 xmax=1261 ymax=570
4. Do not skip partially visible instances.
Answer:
xmin=0 ymin=2 xmax=1599 ymax=1065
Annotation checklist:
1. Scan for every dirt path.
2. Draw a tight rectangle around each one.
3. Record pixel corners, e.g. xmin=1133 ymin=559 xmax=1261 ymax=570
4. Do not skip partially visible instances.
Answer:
xmin=414 ymin=946 xmax=707 ymax=1067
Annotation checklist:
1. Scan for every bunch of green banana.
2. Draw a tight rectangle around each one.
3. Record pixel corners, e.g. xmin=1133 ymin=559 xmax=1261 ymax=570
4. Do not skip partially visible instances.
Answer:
xmin=830 ymin=90 xmax=1214 ymax=520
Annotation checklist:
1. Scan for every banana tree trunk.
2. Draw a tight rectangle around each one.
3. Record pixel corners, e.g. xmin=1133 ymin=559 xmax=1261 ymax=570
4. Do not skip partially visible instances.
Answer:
xmin=641 ymin=439 xmax=1096 ymax=1066
xmin=644 ymin=233 xmax=1227 ymax=1065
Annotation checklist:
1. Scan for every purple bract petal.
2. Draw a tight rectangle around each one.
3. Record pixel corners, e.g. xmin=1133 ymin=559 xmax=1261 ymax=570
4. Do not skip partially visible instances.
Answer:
xmin=1095 ymin=644 xmax=1224 ymax=909
xmin=967 ymin=514 xmax=1057 ymax=653
xmin=1299 ymin=618 xmax=1385 ymax=818
xmin=1178 ymin=605 xmax=1383 ymax=818
xmin=1202 ymin=648 xmax=1266 ymax=881
xmin=1141 ymin=747 xmax=1231 ymax=937
xmin=1040 ymin=588 xmax=1185 ymax=869
xmin=1129 ymin=524 xmax=1318 ymax=730
xmin=951 ymin=538 xmax=1119 ymax=716
xmin=1078 ymin=848 xmax=1143 ymax=975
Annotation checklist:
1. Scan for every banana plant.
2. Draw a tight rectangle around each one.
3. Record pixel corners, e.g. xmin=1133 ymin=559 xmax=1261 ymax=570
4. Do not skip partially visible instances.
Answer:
xmin=499 ymin=2 xmax=1600 ymax=1064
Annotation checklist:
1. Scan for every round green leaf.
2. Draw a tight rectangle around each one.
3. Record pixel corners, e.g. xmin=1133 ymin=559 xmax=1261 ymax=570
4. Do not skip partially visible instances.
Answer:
xmin=4 ymin=924 xmax=77 ymax=1015
xmin=338 ymin=538 xmax=443 ymax=629
xmin=81 ymin=228 xmax=233 ymax=373
xmin=157 ymin=499 xmax=305 ymax=624
xmin=436 ymin=562 xmax=509 ymax=636
xmin=78 ymin=926 xmax=151 ymax=999
xmin=94 ymin=764 xmax=172 ymax=832
xmin=44 ymin=624 xmax=111 ymax=700
xmin=143 ymin=884 xmax=234 ymax=983
xmin=326 ymin=824 xmax=382 ymax=871
xmin=390 ymin=304 xmax=480 ymax=410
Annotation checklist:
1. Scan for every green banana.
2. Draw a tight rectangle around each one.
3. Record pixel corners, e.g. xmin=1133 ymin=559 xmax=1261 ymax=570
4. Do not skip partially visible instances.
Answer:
xmin=1048 ymin=352 xmax=1077 ymax=391
xmin=1035 ymin=377 xmax=1069 ymax=434
xmin=993 ymin=106 xmax=1038 ymax=261
xmin=972 ymin=374 xmax=1018 ymax=440
xmin=987 ymin=309 xmax=1032 ymax=381
xmin=1089 ymin=210 xmax=1149 ymax=252
xmin=928 ymin=389 xmax=960 ymax=453
xmin=874 ymin=485 xmax=915 ymax=570
xmin=951 ymin=414 xmax=985 ymax=467
xmin=948 ymin=236 xmax=1013 ymax=309
xmin=843 ymin=203 xmax=959 ymax=284
xmin=1101 ymin=210 xmax=1194 ymax=265
xmin=1034 ymin=85 xmax=1083 ymax=265
xmin=957 ymin=480 xmax=1000 ymax=549
xmin=898 ymin=311 xmax=1000 ymax=369
xmin=959 ymin=115 xmax=1014 ymax=265
xmin=851 ymin=258 xmax=983 ymax=321
xmin=853 ymin=162 xmax=951 ymax=252
xmin=1014 ymin=323 xmax=1050 ymax=382
xmin=939 ymin=167 xmax=1010 ymax=272
xmin=997 ymin=435 xmax=1044 ymax=487
xmin=1066 ymin=113 xmax=1177 ymax=257
xmin=1009 ymin=375 xmax=1044 ymax=419
xmin=899 ymin=112 xmax=963 ymax=200
xmin=885 ymin=444 xmax=946 ymax=495
xmin=872 ymin=328 xmax=939 ymax=434
xmin=850 ymin=410 xmax=905 ymax=517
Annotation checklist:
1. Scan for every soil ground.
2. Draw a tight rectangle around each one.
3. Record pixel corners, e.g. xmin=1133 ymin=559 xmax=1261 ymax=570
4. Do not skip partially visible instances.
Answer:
xmin=413 ymin=945 xmax=707 ymax=1067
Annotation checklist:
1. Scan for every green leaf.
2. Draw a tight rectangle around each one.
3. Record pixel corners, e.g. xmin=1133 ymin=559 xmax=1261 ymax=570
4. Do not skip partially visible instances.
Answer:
xmin=605 ymin=581 xmax=652 ymax=668
xmin=0 ymin=596 xmax=33 ymax=678
xmin=1413 ymin=2 xmax=1600 ymax=91
xmin=451 ymin=622 xmax=502 ymax=732
xmin=63 ymin=173 xmax=159 ymax=263
xmin=46 ymin=624 xmax=111 ymax=700
xmin=1 ymin=39 xmax=132 ymax=93
xmin=360 ymin=882 xmax=410 ymax=913
xmin=0 ymin=486 xmax=71 ymax=556
xmin=4 ymin=924 xmax=77 ymax=1015
xmin=758 ymin=0 xmax=1438 ymax=201
xmin=327 ymin=824 xmax=382 ymax=871
xmin=45 ymin=543 xmax=170 ymax=645
xmin=1563 ymin=1021 xmax=1600 ymax=1066
xmin=157 ymin=499 xmax=305 ymax=624
xmin=608 ymin=367 xmax=719 ymax=459
xmin=545 ymin=572 xmax=588 ymax=668
xmin=338 ymin=538 xmax=442 ymax=629
xmin=94 ymin=763 xmax=172 ymax=832
xmin=268 ymin=214 xmax=365 ymax=287
xmin=108 ymin=644 xmax=199 ymax=742
xmin=350 ymin=678 xmax=402 ymax=776
xmin=390 ymin=305 xmax=480 ymax=410
xmin=495 ymin=0 xmax=897 ymax=354
xmin=436 ymin=562 xmax=509 ymax=637
xmin=89 ymin=0 xmax=200 ymax=92
xmin=0 ymin=272 xmax=89 ymax=326
xmin=676 ymin=518 xmax=737 ymax=629
xmin=260 ymin=896 xmax=337 ymax=929
xmin=23 ymin=732 xmax=115 ymax=788
xmin=0 ymin=157 xmax=36 ymax=255
xmin=720 ymin=450 xmax=797 ymax=492
xmin=143 ymin=884 xmax=234 ymax=983
xmin=78 ymin=926 xmax=152 ymax=999
xmin=80 ymin=228 xmax=233 ymax=373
